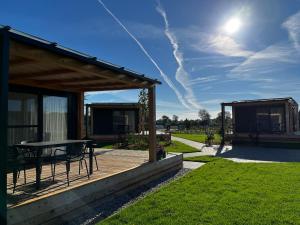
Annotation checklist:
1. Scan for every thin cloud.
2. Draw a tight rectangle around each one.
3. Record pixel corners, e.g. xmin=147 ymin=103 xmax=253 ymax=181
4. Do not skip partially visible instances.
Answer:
xmin=193 ymin=33 xmax=254 ymax=58
xmin=157 ymin=100 xmax=185 ymax=110
xmin=175 ymin=26 xmax=254 ymax=58
xmin=187 ymin=75 xmax=218 ymax=85
xmin=126 ymin=21 xmax=164 ymax=40
xmin=201 ymin=98 xmax=225 ymax=105
xmin=229 ymin=10 xmax=300 ymax=81
xmin=282 ymin=10 xmax=300 ymax=51
xmin=96 ymin=0 xmax=191 ymax=109
xmin=229 ymin=43 xmax=300 ymax=80
xmin=156 ymin=3 xmax=201 ymax=109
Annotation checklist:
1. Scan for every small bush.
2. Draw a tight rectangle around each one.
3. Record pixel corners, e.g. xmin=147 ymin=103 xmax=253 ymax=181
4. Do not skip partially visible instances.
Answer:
xmin=205 ymin=130 xmax=215 ymax=146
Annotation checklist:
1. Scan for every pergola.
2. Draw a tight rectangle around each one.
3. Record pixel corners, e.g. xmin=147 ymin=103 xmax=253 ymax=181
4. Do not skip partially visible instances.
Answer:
xmin=0 ymin=25 xmax=160 ymax=224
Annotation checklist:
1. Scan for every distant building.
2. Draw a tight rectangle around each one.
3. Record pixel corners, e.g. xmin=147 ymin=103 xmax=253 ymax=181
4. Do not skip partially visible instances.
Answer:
xmin=221 ymin=97 xmax=300 ymax=145
xmin=86 ymin=103 xmax=140 ymax=141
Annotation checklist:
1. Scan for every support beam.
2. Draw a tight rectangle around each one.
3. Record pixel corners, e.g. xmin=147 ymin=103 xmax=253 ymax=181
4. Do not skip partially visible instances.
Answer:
xmin=74 ymin=85 xmax=146 ymax=92
xmin=85 ymin=104 xmax=89 ymax=138
xmin=10 ymin=68 xmax=75 ymax=80
xmin=285 ymin=102 xmax=290 ymax=134
xmin=148 ymin=86 xmax=157 ymax=162
xmin=232 ymin=106 xmax=236 ymax=134
xmin=10 ymin=56 xmax=35 ymax=66
xmin=221 ymin=103 xmax=225 ymax=145
xmin=34 ymin=77 xmax=108 ymax=85
xmin=60 ymin=81 xmax=125 ymax=88
xmin=77 ymin=92 xmax=84 ymax=139
xmin=296 ymin=105 xmax=299 ymax=131
xmin=0 ymin=29 xmax=10 ymax=225
xmin=9 ymin=79 xmax=78 ymax=93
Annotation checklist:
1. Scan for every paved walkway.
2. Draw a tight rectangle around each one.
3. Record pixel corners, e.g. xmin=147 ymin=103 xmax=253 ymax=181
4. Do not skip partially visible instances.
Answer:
xmin=171 ymin=136 xmax=218 ymax=159
xmin=171 ymin=136 xmax=205 ymax=150
xmin=217 ymin=145 xmax=300 ymax=163
xmin=183 ymin=161 xmax=205 ymax=169
xmin=172 ymin=136 xmax=300 ymax=163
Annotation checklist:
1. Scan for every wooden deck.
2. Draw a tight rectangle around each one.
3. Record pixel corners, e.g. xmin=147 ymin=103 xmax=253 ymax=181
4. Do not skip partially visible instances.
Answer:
xmin=7 ymin=149 xmax=148 ymax=208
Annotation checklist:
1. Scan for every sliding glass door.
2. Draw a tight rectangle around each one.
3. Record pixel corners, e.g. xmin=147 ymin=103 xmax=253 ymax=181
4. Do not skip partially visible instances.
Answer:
xmin=43 ymin=96 xmax=68 ymax=142
xmin=8 ymin=89 xmax=72 ymax=147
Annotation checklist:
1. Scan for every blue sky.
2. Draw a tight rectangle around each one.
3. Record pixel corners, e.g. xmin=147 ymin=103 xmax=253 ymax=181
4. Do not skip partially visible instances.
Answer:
xmin=1 ymin=0 xmax=300 ymax=119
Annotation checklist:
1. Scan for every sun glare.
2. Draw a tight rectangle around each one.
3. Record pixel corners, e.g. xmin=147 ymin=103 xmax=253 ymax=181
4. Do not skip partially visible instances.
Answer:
xmin=224 ymin=17 xmax=241 ymax=34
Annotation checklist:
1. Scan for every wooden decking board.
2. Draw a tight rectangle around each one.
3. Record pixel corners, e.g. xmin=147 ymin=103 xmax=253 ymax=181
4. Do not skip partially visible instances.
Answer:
xmin=7 ymin=149 xmax=148 ymax=208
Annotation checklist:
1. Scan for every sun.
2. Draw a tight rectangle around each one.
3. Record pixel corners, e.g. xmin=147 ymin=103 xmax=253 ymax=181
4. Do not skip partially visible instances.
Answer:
xmin=223 ymin=17 xmax=241 ymax=34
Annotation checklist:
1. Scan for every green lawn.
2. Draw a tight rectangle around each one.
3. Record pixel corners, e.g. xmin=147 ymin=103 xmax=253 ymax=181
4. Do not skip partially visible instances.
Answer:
xmin=164 ymin=141 xmax=198 ymax=153
xmin=172 ymin=133 xmax=222 ymax=144
xmin=99 ymin=159 xmax=300 ymax=225
xmin=99 ymin=144 xmax=114 ymax=149
xmin=184 ymin=155 xmax=220 ymax=163
xmin=98 ymin=140 xmax=198 ymax=153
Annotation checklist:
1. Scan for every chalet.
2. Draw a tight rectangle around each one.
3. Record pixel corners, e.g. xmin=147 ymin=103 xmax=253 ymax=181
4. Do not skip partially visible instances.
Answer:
xmin=0 ymin=26 xmax=182 ymax=225
xmin=85 ymin=103 xmax=141 ymax=141
xmin=221 ymin=97 xmax=300 ymax=146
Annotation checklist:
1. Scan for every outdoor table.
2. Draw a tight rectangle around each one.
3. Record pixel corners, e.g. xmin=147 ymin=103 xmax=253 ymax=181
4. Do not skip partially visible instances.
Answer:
xmin=14 ymin=140 xmax=93 ymax=189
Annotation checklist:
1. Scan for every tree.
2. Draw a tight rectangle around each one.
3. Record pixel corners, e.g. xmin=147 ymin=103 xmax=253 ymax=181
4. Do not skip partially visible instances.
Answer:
xmin=214 ymin=111 xmax=232 ymax=132
xmin=138 ymin=89 xmax=148 ymax=135
xmin=198 ymin=109 xmax=211 ymax=126
xmin=161 ymin=115 xmax=171 ymax=128
xmin=184 ymin=118 xmax=191 ymax=130
xmin=172 ymin=115 xmax=179 ymax=125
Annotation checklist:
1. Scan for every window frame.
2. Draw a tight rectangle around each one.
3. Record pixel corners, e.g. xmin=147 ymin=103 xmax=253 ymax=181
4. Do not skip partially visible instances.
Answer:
xmin=8 ymin=85 xmax=78 ymax=145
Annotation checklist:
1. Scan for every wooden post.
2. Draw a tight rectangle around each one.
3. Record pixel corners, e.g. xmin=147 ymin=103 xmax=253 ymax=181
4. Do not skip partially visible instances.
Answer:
xmin=148 ymin=86 xmax=157 ymax=162
xmin=221 ymin=103 xmax=225 ymax=145
xmin=231 ymin=106 xmax=235 ymax=134
xmin=285 ymin=102 xmax=290 ymax=134
xmin=77 ymin=92 xmax=84 ymax=139
xmin=0 ymin=28 xmax=10 ymax=225
xmin=296 ymin=105 xmax=299 ymax=131
xmin=85 ymin=104 xmax=89 ymax=138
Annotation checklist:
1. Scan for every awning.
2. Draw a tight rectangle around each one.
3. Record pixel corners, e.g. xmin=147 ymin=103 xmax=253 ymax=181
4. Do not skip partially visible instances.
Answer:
xmin=3 ymin=25 xmax=160 ymax=92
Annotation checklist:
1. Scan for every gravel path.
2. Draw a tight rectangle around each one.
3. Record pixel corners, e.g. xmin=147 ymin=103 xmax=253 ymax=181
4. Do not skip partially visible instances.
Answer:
xmin=64 ymin=168 xmax=191 ymax=225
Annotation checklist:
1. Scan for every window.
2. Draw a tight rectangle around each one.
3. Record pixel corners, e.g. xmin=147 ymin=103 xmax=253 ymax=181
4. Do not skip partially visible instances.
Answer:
xmin=8 ymin=92 xmax=38 ymax=146
xmin=270 ymin=107 xmax=284 ymax=132
xmin=43 ymin=96 xmax=68 ymax=142
xmin=113 ymin=110 xmax=128 ymax=134
xmin=8 ymin=91 xmax=70 ymax=147
xmin=113 ymin=110 xmax=137 ymax=134
xmin=256 ymin=107 xmax=270 ymax=132
xmin=256 ymin=105 xmax=285 ymax=133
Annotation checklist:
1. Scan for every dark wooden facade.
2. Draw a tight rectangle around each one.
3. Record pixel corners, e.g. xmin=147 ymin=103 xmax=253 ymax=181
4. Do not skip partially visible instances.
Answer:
xmin=86 ymin=103 xmax=140 ymax=141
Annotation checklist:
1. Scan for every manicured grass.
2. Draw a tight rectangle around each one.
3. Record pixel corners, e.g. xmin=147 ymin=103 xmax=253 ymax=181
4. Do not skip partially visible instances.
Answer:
xmin=99 ymin=143 xmax=114 ymax=149
xmin=184 ymin=155 xmax=221 ymax=163
xmin=172 ymin=133 xmax=221 ymax=144
xmin=99 ymin=159 xmax=300 ymax=225
xmin=164 ymin=141 xmax=199 ymax=153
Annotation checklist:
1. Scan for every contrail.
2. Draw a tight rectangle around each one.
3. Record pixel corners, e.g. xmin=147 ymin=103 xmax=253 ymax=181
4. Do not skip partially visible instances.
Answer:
xmin=156 ymin=2 xmax=201 ymax=109
xmin=96 ymin=0 xmax=191 ymax=109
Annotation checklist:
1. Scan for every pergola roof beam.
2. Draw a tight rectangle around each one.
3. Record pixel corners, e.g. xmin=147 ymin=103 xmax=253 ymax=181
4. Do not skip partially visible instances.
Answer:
xmin=10 ymin=68 xmax=75 ymax=80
